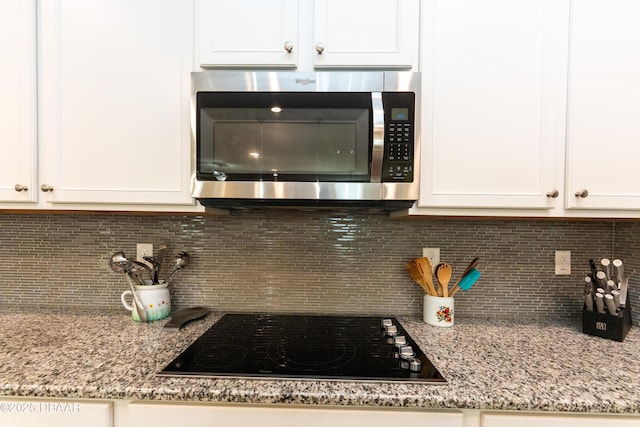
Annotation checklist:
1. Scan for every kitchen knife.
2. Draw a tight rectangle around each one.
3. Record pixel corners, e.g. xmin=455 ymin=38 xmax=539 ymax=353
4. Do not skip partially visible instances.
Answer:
xmin=600 ymin=258 xmax=612 ymax=281
xmin=584 ymin=276 xmax=594 ymax=295
xmin=589 ymin=259 xmax=599 ymax=282
xmin=595 ymin=293 xmax=605 ymax=314
xmin=613 ymin=259 xmax=624 ymax=284
xmin=596 ymin=271 xmax=608 ymax=290
xmin=619 ymin=277 xmax=629 ymax=308
xmin=584 ymin=293 xmax=594 ymax=312
xmin=604 ymin=294 xmax=617 ymax=315
xmin=583 ymin=276 xmax=594 ymax=312
xmin=611 ymin=289 xmax=621 ymax=309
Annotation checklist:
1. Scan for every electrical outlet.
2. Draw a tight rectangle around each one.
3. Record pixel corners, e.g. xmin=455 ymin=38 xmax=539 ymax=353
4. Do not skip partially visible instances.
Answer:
xmin=555 ymin=250 xmax=571 ymax=275
xmin=137 ymin=243 xmax=153 ymax=266
xmin=423 ymin=247 xmax=440 ymax=272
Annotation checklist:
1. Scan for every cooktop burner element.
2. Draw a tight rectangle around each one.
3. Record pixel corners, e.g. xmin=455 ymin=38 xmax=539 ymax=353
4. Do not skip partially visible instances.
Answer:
xmin=158 ymin=314 xmax=446 ymax=384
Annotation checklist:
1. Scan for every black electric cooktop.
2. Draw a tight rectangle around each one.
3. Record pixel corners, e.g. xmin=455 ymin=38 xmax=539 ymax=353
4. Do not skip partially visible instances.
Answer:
xmin=158 ymin=314 xmax=446 ymax=384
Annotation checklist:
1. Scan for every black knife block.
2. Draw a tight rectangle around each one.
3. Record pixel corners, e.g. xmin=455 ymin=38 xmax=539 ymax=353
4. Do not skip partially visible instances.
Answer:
xmin=582 ymin=299 xmax=632 ymax=342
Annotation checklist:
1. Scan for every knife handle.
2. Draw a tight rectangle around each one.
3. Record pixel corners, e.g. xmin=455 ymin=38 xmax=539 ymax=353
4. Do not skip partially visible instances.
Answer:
xmin=596 ymin=271 xmax=608 ymax=289
xmin=611 ymin=290 xmax=621 ymax=308
xmin=619 ymin=277 xmax=629 ymax=308
xmin=613 ymin=259 xmax=624 ymax=283
xmin=595 ymin=293 xmax=605 ymax=314
xmin=584 ymin=276 xmax=594 ymax=296
xmin=589 ymin=259 xmax=599 ymax=281
xmin=601 ymin=258 xmax=612 ymax=281
xmin=604 ymin=294 xmax=617 ymax=315
xmin=584 ymin=294 xmax=594 ymax=312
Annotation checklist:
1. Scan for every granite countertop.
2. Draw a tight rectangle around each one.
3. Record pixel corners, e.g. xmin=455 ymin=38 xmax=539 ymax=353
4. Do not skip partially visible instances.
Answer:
xmin=0 ymin=309 xmax=639 ymax=413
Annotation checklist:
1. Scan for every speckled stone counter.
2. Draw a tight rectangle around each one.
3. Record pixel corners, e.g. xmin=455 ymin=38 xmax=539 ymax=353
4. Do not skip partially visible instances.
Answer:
xmin=1 ymin=309 xmax=639 ymax=413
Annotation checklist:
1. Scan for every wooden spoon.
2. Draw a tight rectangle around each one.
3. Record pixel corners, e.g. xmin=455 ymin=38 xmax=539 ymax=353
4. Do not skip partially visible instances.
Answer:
xmin=435 ymin=262 xmax=453 ymax=297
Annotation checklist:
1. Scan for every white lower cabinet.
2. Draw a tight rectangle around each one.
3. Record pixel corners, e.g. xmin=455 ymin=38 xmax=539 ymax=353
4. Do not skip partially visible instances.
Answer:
xmin=4 ymin=398 xmax=640 ymax=426
xmin=128 ymin=402 xmax=464 ymax=427
xmin=481 ymin=411 xmax=640 ymax=427
xmin=0 ymin=398 xmax=112 ymax=427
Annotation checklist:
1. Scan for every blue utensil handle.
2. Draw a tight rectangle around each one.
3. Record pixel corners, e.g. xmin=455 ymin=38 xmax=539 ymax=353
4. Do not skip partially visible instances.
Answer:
xmin=458 ymin=269 xmax=481 ymax=291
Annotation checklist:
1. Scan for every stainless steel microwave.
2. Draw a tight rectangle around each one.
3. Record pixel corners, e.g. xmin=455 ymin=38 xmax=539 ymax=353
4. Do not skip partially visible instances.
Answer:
xmin=191 ymin=71 xmax=420 ymax=210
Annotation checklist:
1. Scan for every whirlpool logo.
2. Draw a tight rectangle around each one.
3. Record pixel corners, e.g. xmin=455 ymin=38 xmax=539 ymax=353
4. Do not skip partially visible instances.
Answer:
xmin=295 ymin=78 xmax=316 ymax=86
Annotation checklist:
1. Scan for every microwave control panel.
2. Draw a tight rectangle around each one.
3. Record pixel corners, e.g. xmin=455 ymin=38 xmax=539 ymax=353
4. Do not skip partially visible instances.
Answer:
xmin=381 ymin=92 xmax=415 ymax=183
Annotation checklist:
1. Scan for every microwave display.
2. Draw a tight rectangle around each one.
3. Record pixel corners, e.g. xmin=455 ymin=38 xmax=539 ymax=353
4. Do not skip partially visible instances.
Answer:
xmin=391 ymin=108 xmax=409 ymax=120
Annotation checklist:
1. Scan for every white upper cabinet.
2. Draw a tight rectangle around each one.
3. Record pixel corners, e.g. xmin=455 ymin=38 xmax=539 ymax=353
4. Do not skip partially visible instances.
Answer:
xmin=0 ymin=0 xmax=38 ymax=204
xmin=313 ymin=0 xmax=419 ymax=69
xmin=38 ymin=0 xmax=200 ymax=211
xmin=198 ymin=0 xmax=299 ymax=68
xmin=412 ymin=0 xmax=640 ymax=218
xmin=416 ymin=0 xmax=569 ymax=211
xmin=197 ymin=0 xmax=420 ymax=70
xmin=565 ymin=0 xmax=640 ymax=211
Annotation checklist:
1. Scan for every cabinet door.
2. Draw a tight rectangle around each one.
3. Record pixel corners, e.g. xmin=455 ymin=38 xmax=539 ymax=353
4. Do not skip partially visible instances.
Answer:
xmin=418 ymin=0 xmax=569 ymax=210
xmin=198 ymin=0 xmax=298 ymax=68
xmin=38 ymin=0 xmax=196 ymax=208
xmin=482 ymin=412 xmax=640 ymax=427
xmin=0 ymin=0 xmax=37 ymax=204
xmin=129 ymin=403 xmax=463 ymax=427
xmin=0 ymin=399 xmax=112 ymax=427
xmin=565 ymin=0 xmax=640 ymax=210
xmin=313 ymin=0 xmax=419 ymax=69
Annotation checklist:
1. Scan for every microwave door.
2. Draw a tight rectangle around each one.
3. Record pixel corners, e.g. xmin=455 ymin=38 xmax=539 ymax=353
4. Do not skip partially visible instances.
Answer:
xmin=197 ymin=92 xmax=373 ymax=184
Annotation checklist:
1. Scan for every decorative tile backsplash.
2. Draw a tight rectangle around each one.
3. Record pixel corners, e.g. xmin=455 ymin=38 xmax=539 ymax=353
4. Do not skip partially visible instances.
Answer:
xmin=0 ymin=211 xmax=636 ymax=324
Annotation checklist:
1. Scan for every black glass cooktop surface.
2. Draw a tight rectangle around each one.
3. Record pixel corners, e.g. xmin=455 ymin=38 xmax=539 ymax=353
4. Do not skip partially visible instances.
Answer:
xmin=158 ymin=313 xmax=446 ymax=384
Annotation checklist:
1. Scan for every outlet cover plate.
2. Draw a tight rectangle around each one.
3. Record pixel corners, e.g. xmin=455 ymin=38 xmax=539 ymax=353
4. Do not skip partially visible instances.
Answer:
xmin=423 ymin=247 xmax=440 ymax=272
xmin=555 ymin=250 xmax=571 ymax=275
xmin=137 ymin=243 xmax=154 ymax=266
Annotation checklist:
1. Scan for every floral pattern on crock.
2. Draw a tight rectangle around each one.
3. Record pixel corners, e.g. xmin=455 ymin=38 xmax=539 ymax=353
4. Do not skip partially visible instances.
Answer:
xmin=436 ymin=305 xmax=453 ymax=323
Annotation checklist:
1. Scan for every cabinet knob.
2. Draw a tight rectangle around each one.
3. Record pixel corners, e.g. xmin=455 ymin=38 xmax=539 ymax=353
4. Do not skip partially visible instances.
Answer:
xmin=14 ymin=184 xmax=28 ymax=192
xmin=575 ymin=189 xmax=589 ymax=198
xmin=546 ymin=190 xmax=559 ymax=198
xmin=315 ymin=42 xmax=325 ymax=54
xmin=40 ymin=184 xmax=54 ymax=192
xmin=283 ymin=41 xmax=294 ymax=53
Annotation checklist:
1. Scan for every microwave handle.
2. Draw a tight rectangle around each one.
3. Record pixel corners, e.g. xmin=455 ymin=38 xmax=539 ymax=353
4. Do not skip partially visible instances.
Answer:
xmin=371 ymin=92 xmax=385 ymax=183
